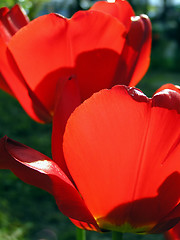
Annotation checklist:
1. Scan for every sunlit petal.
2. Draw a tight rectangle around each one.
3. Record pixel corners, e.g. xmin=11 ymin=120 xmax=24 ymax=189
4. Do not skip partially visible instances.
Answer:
xmin=0 ymin=136 xmax=99 ymax=228
xmin=63 ymin=85 xmax=180 ymax=233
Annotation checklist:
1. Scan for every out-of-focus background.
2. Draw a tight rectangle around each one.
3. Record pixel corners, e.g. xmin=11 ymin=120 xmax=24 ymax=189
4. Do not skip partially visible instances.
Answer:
xmin=0 ymin=0 xmax=179 ymax=239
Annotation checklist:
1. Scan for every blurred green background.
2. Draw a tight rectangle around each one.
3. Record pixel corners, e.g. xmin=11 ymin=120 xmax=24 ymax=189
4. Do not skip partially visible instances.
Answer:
xmin=0 ymin=0 xmax=179 ymax=239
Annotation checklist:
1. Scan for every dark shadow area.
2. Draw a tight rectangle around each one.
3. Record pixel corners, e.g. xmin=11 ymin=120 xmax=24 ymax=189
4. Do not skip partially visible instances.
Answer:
xmin=33 ymin=48 xmax=119 ymax=109
xmin=98 ymin=172 xmax=180 ymax=234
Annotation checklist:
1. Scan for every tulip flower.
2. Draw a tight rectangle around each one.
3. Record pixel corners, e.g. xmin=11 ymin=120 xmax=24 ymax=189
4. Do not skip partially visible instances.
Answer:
xmin=0 ymin=85 xmax=179 ymax=234
xmin=155 ymin=84 xmax=180 ymax=240
xmin=0 ymin=0 xmax=151 ymax=123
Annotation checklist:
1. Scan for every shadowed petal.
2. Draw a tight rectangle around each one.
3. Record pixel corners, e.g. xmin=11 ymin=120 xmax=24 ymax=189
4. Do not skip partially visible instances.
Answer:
xmin=112 ymin=14 xmax=152 ymax=87
xmin=0 ymin=7 xmax=9 ymax=16
xmin=70 ymin=218 xmax=101 ymax=231
xmin=7 ymin=11 xmax=126 ymax=110
xmin=63 ymin=85 xmax=180 ymax=233
xmin=52 ymin=76 xmax=81 ymax=177
xmin=70 ymin=11 xmax=126 ymax=100
xmin=0 ymin=38 xmax=52 ymax=123
xmin=0 ymin=136 xmax=99 ymax=228
xmin=0 ymin=71 xmax=14 ymax=96
xmin=165 ymin=222 xmax=180 ymax=240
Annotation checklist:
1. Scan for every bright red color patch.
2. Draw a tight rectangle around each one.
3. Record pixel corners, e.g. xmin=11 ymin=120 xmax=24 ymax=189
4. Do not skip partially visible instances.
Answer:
xmin=0 ymin=0 xmax=151 ymax=122
xmin=0 ymin=86 xmax=179 ymax=232
xmin=63 ymin=85 xmax=180 ymax=233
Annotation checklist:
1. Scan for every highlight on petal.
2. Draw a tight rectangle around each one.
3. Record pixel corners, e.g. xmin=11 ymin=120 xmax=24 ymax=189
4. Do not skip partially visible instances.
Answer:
xmin=63 ymin=85 xmax=180 ymax=233
xmin=155 ymin=84 xmax=180 ymax=95
xmin=0 ymin=4 xmax=29 ymax=43
xmin=0 ymin=136 xmax=99 ymax=230
xmin=90 ymin=0 xmax=134 ymax=31
xmin=112 ymin=14 xmax=152 ymax=87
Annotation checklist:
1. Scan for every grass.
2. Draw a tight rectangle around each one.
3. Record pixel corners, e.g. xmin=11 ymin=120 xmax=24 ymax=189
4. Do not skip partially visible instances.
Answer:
xmin=0 ymin=69 xmax=179 ymax=240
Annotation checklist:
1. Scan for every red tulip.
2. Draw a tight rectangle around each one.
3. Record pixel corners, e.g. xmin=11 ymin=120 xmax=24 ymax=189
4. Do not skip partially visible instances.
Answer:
xmin=156 ymin=84 xmax=180 ymax=240
xmin=0 ymin=0 xmax=151 ymax=123
xmin=0 ymin=85 xmax=179 ymax=233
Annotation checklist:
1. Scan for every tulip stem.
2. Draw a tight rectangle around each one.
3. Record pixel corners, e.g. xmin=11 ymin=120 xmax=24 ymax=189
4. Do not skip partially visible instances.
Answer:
xmin=112 ymin=231 xmax=123 ymax=240
xmin=76 ymin=228 xmax=86 ymax=240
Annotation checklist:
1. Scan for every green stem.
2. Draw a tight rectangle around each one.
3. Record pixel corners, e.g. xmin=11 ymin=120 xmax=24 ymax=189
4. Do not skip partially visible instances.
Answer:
xmin=76 ymin=228 xmax=86 ymax=240
xmin=112 ymin=231 xmax=123 ymax=240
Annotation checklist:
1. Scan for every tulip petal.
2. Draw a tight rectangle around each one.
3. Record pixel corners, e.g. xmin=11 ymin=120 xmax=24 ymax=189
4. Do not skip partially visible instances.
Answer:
xmin=0 ymin=7 xmax=11 ymax=43
xmin=150 ymin=203 xmax=180 ymax=234
xmin=7 ymin=11 xmax=126 ymax=110
xmin=52 ymin=76 xmax=81 ymax=178
xmin=70 ymin=11 xmax=126 ymax=100
xmin=70 ymin=218 xmax=101 ymax=231
xmin=165 ymin=222 xmax=180 ymax=240
xmin=4 ymin=5 xmax=29 ymax=32
xmin=155 ymin=84 xmax=180 ymax=95
xmin=0 ymin=136 xmax=99 ymax=228
xmin=112 ymin=14 xmax=152 ymax=87
xmin=0 ymin=38 xmax=52 ymax=123
xmin=0 ymin=72 xmax=14 ymax=96
xmin=90 ymin=0 xmax=134 ymax=31
xmin=63 ymin=85 xmax=180 ymax=233
xmin=0 ymin=5 xmax=29 ymax=42
xmin=0 ymin=7 xmax=9 ymax=16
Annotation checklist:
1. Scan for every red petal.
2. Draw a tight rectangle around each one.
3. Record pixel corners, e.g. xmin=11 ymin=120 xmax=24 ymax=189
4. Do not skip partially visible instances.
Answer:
xmin=0 ymin=136 xmax=98 ymax=227
xmin=70 ymin=10 xmax=126 ymax=100
xmin=5 ymin=5 xmax=29 ymax=32
xmin=63 ymin=85 xmax=180 ymax=233
xmin=150 ymin=203 xmax=180 ymax=234
xmin=0 ymin=7 xmax=9 ymax=16
xmin=70 ymin=218 xmax=100 ymax=231
xmin=112 ymin=14 xmax=152 ymax=87
xmin=0 ymin=72 xmax=14 ymax=96
xmin=0 ymin=5 xmax=29 ymax=42
xmin=0 ymin=39 xmax=51 ymax=123
xmin=165 ymin=222 xmax=180 ymax=240
xmin=52 ymin=76 xmax=81 ymax=178
xmin=0 ymin=7 xmax=10 ymax=42
xmin=155 ymin=84 xmax=180 ymax=95
xmin=8 ymin=11 xmax=126 ymax=108
xmin=90 ymin=0 xmax=134 ymax=31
